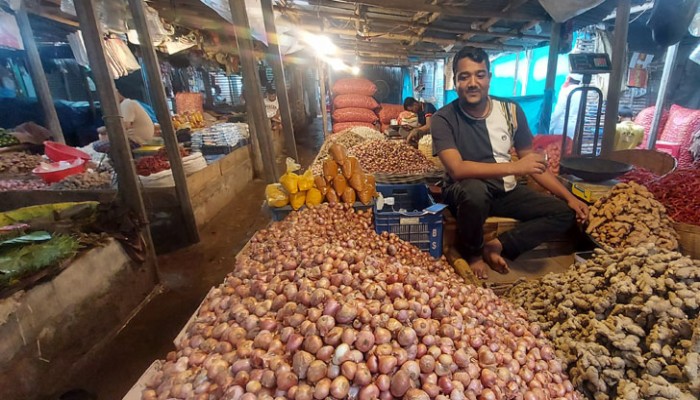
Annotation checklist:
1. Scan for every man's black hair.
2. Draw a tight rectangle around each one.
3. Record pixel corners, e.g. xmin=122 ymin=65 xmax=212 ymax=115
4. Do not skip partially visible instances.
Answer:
xmin=266 ymin=83 xmax=276 ymax=95
xmin=403 ymin=97 xmax=419 ymax=110
xmin=619 ymin=106 xmax=634 ymax=118
xmin=452 ymin=46 xmax=491 ymax=75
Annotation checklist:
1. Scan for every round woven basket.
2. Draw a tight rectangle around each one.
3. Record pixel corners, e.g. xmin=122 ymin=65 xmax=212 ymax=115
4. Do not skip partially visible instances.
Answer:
xmin=418 ymin=135 xmax=444 ymax=169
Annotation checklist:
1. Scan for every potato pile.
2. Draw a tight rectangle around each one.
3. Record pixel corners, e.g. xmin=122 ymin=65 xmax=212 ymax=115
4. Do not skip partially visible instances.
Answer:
xmin=349 ymin=140 xmax=441 ymax=175
xmin=0 ymin=152 xmax=43 ymax=174
xmin=143 ymin=203 xmax=580 ymax=400
xmin=505 ymin=244 xmax=700 ymax=400
xmin=586 ymin=182 xmax=679 ymax=251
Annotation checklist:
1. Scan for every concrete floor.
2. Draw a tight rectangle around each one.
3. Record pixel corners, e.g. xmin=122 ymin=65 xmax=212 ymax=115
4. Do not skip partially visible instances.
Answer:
xmin=48 ymin=119 xmax=577 ymax=399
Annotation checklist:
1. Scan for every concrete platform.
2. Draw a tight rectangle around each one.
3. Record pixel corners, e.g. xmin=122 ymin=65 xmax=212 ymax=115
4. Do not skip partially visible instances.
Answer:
xmin=0 ymin=239 xmax=156 ymax=399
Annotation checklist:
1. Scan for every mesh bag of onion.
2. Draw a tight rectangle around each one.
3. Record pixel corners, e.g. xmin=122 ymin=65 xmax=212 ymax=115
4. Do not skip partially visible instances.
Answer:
xmin=142 ymin=204 xmax=581 ymax=400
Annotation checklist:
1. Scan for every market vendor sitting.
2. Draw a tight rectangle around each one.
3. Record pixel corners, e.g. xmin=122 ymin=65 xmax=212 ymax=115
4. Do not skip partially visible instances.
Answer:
xmin=94 ymin=85 xmax=155 ymax=153
xmin=431 ymin=46 xmax=589 ymax=279
xmin=404 ymin=97 xmax=436 ymax=146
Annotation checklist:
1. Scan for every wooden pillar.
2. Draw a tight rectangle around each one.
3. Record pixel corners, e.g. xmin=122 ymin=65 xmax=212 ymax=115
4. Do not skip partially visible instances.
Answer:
xmin=127 ymin=0 xmax=199 ymax=243
xmin=647 ymin=44 xmax=679 ymax=149
xmin=318 ymin=60 xmax=329 ymax=136
xmin=73 ymin=0 xmax=157 ymax=270
xmin=16 ymin=8 xmax=65 ymax=143
xmin=228 ymin=0 xmax=278 ymax=182
xmin=541 ymin=22 xmax=561 ymax=134
xmin=261 ymin=0 xmax=298 ymax=160
xmin=601 ymin=0 xmax=631 ymax=156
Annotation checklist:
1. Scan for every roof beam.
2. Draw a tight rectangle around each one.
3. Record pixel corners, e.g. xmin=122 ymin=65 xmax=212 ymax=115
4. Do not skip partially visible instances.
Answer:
xmin=312 ymin=0 xmax=545 ymax=21
xmin=278 ymin=6 xmax=548 ymax=42
xmin=460 ymin=0 xmax=536 ymax=41
xmin=306 ymin=25 xmax=524 ymax=51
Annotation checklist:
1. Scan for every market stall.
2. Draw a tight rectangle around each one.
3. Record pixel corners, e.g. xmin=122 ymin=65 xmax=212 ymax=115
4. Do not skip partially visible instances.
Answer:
xmin=0 ymin=201 xmax=157 ymax=399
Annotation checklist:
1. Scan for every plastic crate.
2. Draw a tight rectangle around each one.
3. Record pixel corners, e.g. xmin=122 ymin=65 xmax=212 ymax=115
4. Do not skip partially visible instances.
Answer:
xmin=374 ymin=184 xmax=447 ymax=258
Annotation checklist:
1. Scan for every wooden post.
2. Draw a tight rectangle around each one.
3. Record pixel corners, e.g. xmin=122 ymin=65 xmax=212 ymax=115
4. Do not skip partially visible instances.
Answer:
xmin=261 ymin=0 xmax=298 ymax=161
xmin=228 ymin=0 xmax=278 ymax=182
xmin=73 ymin=0 xmax=157 ymax=270
xmin=647 ymin=44 xmax=678 ymax=149
xmin=16 ymin=8 xmax=65 ymax=143
xmin=601 ymin=0 xmax=631 ymax=156
xmin=127 ymin=0 xmax=200 ymax=243
xmin=541 ymin=22 xmax=561 ymax=134
xmin=318 ymin=60 xmax=329 ymax=136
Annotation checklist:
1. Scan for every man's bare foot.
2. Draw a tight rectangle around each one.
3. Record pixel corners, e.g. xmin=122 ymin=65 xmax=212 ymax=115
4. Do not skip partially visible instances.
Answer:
xmin=467 ymin=256 xmax=490 ymax=280
xmin=483 ymin=239 xmax=509 ymax=274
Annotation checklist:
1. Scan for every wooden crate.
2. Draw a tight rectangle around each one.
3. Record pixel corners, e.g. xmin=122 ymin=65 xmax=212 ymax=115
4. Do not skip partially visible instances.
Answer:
xmin=675 ymin=222 xmax=700 ymax=259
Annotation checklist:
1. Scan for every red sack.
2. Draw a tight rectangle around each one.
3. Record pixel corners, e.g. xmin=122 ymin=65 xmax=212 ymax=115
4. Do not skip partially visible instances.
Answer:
xmin=332 ymin=108 xmax=378 ymax=123
xmin=378 ymin=104 xmax=405 ymax=124
xmin=332 ymin=78 xmax=377 ymax=96
xmin=662 ymin=105 xmax=700 ymax=168
xmin=175 ymin=92 xmax=204 ymax=114
xmin=332 ymin=122 xmax=377 ymax=133
xmin=333 ymin=94 xmax=379 ymax=110
xmin=634 ymin=106 xmax=669 ymax=148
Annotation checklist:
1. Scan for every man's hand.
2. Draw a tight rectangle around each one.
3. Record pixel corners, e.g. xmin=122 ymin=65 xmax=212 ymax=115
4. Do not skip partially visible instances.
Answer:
xmin=567 ymin=197 xmax=589 ymax=223
xmin=406 ymin=129 xmax=420 ymax=147
xmin=512 ymin=153 xmax=547 ymax=176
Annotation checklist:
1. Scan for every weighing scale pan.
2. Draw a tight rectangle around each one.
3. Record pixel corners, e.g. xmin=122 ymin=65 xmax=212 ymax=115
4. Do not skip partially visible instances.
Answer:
xmin=560 ymin=157 xmax=632 ymax=182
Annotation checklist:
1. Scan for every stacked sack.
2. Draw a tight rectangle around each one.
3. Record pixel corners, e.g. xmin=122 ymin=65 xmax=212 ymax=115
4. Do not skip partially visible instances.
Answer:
xmin=331 ymin=78 xmax=379 ymax=133
xmin=378 ymin=103 xmax=405 ymax=132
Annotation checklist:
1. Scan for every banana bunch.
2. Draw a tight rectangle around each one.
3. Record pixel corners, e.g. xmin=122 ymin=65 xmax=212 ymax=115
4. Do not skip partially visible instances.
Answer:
xmin=172 ymin=111 xmax=205 ymax=130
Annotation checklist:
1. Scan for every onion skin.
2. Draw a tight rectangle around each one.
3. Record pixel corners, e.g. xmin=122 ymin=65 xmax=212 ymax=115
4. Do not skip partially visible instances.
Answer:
xmin=330 ymin=376 xmax=350 ymax=399
xmin=390 ymin=370 xmax=412 ymax=397
xmin=314 ymin=378 xmax=331 ymax=399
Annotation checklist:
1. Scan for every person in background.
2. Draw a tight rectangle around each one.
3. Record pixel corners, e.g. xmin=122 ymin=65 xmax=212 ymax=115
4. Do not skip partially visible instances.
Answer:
xmin=618 ymin=106 xmax=634 ymax=122
xmin=94 ymin=86 xmax=155 ymax=153
xmin=404 ymin=97 xmax=437 ymax=146
xmin=549 ymin=74 xmax=583 ymax=135
xmin=431 ymin=46 xmax=588 ymax=280
xmin=264 ymin=85 xmax=282 ymax=134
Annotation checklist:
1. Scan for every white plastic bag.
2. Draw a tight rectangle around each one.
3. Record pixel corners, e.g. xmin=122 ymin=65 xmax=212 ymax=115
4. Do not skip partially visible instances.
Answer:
xmin=182 ymin=152 xmax=208 ymax=175
xmin=538 ymin=0 xmax=605 ymax=23
xmin=139 ymin=169 xmax=175 ymax=187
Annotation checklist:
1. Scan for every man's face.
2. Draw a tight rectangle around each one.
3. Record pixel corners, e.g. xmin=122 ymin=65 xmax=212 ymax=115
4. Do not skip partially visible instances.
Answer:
xmin=267 ymin=93 xmax=277 ymax=102
xmin=454 ymin=57 xmax=491 ymax=106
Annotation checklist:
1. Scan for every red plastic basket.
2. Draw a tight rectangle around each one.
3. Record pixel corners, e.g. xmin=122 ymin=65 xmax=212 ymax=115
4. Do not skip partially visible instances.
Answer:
xmin=44 ymin=141 xmax=91 ymax=162
xmin=32 ymin=159 xmax=86 ymax=183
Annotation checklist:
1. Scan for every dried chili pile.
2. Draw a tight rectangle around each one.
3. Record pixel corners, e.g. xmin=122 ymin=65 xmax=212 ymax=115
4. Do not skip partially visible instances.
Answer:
xmin=617 ymin=167 xmax=659 ymax=185
xmin=647 ymin=169 xmax=700 ymax=225
xmin=136 ymin=147 xmax=189 ymax=176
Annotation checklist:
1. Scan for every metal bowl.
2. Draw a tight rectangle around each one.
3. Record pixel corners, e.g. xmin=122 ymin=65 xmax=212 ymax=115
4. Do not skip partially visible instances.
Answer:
xmin=560 ymin=157 xmax=633 ymax=182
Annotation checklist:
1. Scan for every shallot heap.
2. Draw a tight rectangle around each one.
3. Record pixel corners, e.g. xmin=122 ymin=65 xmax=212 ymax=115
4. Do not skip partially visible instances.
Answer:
xmin=143 ymin=204 xmax=580 ymax=400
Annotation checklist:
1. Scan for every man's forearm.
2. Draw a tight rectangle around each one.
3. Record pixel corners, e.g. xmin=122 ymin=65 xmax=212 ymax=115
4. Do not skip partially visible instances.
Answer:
xmin=531 ymin=171 xmax=576 ymax=201
xmin=446 ymin=160 xmax=516 ymax=181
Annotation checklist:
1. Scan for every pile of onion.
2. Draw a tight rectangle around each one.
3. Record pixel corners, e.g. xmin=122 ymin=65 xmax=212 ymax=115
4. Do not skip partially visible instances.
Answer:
xmin=142 ymin=203 xmax=580 ymax=400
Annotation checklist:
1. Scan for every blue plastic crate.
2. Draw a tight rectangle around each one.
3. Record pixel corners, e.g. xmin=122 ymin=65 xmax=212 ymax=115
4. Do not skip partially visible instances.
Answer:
xmin=374 ymin=184 xmax=446 ymax=258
